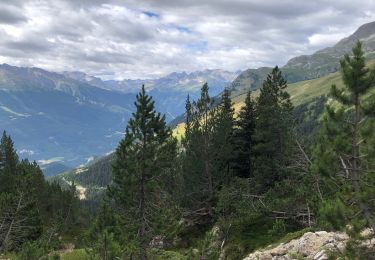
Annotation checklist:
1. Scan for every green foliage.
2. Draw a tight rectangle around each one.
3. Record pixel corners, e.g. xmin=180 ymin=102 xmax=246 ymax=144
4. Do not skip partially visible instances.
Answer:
xmin=312 ymin=41 xmax=375 ymax=236
xmin=148 ymin=249 xmax=187 ymax=260
xmin=269 ymin=220 xmax=287 ymax=237
xmin=85 ymin=202 xmax=124 ymax=259
xmin=232 ymin=91 xmax=256 ymax=178
xmin=60 ymin=249 xmax=90 ymax=260
xmin=108 ymin=85 xmax=178 ymax=258
xmin=211 ymin=88 xmax=235 ymax=185
xmin=181 ymin=83 xmax=233 ymax=222
xmin=195 ymin=230 xmax=221 ymax=260
xmin=0 ymin=132 xmax=87 ymax=255
xmin=253 ymin=66 xmax=294 ymax=191
xmin=17 ymin=241 xmax=47 ymax=260
xmin=86 ymin=231 xmax=122 ymax=260
xmin=318 ymin=199 xmax=347 ymax=231
xmin=5 ymin=41 xmax=375 ymax=260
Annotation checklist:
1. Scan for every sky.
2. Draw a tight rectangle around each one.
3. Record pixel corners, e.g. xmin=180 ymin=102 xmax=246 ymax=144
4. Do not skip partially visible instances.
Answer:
xmin=0 ymin=0 xmax=374 ymax=79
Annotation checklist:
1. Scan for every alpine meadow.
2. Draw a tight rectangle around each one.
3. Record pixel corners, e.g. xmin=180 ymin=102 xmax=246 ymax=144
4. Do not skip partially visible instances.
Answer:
xmin=2 ymin=1 xmax=375 ymax=260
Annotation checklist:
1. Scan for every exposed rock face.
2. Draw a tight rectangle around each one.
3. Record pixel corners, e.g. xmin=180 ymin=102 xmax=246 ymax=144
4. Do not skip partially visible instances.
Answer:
xmin=243 ymin=231 xmax=349 ymax=260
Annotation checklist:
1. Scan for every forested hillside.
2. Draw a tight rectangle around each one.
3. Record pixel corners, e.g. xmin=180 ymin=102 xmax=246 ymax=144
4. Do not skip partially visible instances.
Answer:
xmin=17 ymin=41 xmax=371 ymax=259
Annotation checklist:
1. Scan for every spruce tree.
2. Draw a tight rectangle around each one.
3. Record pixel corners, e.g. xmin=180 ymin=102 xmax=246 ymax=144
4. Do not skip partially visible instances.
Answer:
xmin=86 ymin=202 xmax=123 ymax=259
xmin=184 ymin=94 xmax=192 ymax=141
xmin=253 ymin=66 xmax=294 ymax=191
xmin=181 ymin=83 xmax=218 ymax=221
xmin=232 ymin=91 xmax=256 ymax=178
xmin=195 ymin=83 xmax=215 ymax=217
xmin=109 ymin=85 xmax=177 ymax=259
xmin=0 ymin=132 xmax=19 ymax=193
xmin=212 ymin=88 xmax=235 ymax=185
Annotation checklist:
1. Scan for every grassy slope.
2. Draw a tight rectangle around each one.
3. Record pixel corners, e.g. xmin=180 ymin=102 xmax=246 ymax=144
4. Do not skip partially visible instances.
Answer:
xmin=233 ymin=70 xmax=343 ymax=108
xmin=173 ymin=69 xmax=344 ymax=139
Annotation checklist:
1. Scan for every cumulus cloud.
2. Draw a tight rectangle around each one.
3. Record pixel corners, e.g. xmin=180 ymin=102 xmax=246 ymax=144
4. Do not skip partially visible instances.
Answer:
xmin=0 ymin=0 xmax=374 ymax=79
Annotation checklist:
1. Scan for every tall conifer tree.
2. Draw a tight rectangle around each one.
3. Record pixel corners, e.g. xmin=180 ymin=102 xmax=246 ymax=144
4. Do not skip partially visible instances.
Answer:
xmin=316 ymin=41 xmax=375 ymax=233
xmin=253 ymin=66 xmax=293 ymax=191
xmin=109 ymin=85 xmax=177 ymax=259
xmin=232 ymin=91 xmax=256 ymax=178
xmin=212 ymin=88 xmax=235 ymax=184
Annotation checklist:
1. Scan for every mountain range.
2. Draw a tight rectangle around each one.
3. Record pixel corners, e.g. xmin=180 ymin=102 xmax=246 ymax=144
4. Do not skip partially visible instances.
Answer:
xmin=63 ymin=69 xmax=239 ymax=120
xmin=0 ymin=66 xmax=236 ymax=170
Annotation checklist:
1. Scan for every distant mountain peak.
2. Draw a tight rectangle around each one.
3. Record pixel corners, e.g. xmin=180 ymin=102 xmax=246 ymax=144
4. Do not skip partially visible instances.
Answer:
xmin=335 ymin=21 xmax=375 ymax=46
xmin=351 ymin=21 xmax=375 ymax=39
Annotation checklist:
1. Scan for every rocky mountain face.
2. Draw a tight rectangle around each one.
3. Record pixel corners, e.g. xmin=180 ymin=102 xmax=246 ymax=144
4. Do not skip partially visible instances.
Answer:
xmin=229 ymin=21 xmax=375 ymax=97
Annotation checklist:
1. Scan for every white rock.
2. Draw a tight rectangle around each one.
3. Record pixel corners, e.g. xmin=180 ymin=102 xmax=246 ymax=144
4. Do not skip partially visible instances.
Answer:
xmin=314 ymin=249 xmax=327 ymax=260
xmin=243 ymin=231 xmax=349 ymax=260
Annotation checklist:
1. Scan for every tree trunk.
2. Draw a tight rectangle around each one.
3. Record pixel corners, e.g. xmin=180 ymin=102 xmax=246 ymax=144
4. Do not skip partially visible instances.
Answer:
xmin=139 ymin=129 xmax=147 ymax=260
xmin=352 ymin=98 xmax=375 ymax=231
xmin=140 ymin=171 xmax=147 ymax=260
xmin=103 ymin=231 xmax=108 ymax=260
xmin=204 ymin=106 xmax=213 ymax=217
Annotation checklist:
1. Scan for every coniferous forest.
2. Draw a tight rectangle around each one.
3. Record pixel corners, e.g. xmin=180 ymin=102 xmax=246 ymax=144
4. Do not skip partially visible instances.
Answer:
xmin=1 ymin=41 xmax=375 ymax=259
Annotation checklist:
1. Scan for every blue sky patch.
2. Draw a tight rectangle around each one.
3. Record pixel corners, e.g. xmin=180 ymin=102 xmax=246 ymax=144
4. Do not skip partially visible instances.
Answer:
xmin=176 ymin=26 xmax=192 ymax=33
xmin=142 ymin=11 xmax=160 ymax=18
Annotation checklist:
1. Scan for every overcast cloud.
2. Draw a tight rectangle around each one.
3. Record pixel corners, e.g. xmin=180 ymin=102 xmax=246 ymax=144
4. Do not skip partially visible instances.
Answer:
xmin=0 ymin=0 xmax=374 ymax=79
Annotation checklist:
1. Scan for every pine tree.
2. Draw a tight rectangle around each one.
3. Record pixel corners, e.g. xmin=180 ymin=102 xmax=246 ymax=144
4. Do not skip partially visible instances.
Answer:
xmin=184 ymin=94 xmax=192 ymax=142
xmin=181 ymin=85 xmax=236 ymax=224
xmin=195 ymin=83 xmax=215 ymax=216
xmin=108 ymin=85 xmax=177 ymax=259
xmin=181 ymin=83 xmax=220 ymax=222
xmin=253 ymin=66 xmax=294 ymax=191
xmin=0 ymin=131 xmax=19 ymax=175
xmin=232 ymin=91 xmax=256 ymax=178
xmin=315 ymin=41 xmax=375 ymax=233
xmin=212 ymin=88 xmax=235 ymax=185
xmin=0 ymin=132 xmax=19 ymax=193
xmin=86 ymin=202 xmax=123 ymax=260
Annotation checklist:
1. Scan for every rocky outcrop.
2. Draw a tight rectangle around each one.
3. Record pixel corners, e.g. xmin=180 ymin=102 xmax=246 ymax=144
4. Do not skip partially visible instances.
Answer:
xmin=243 ymin=231 xmax=349 ymax=260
